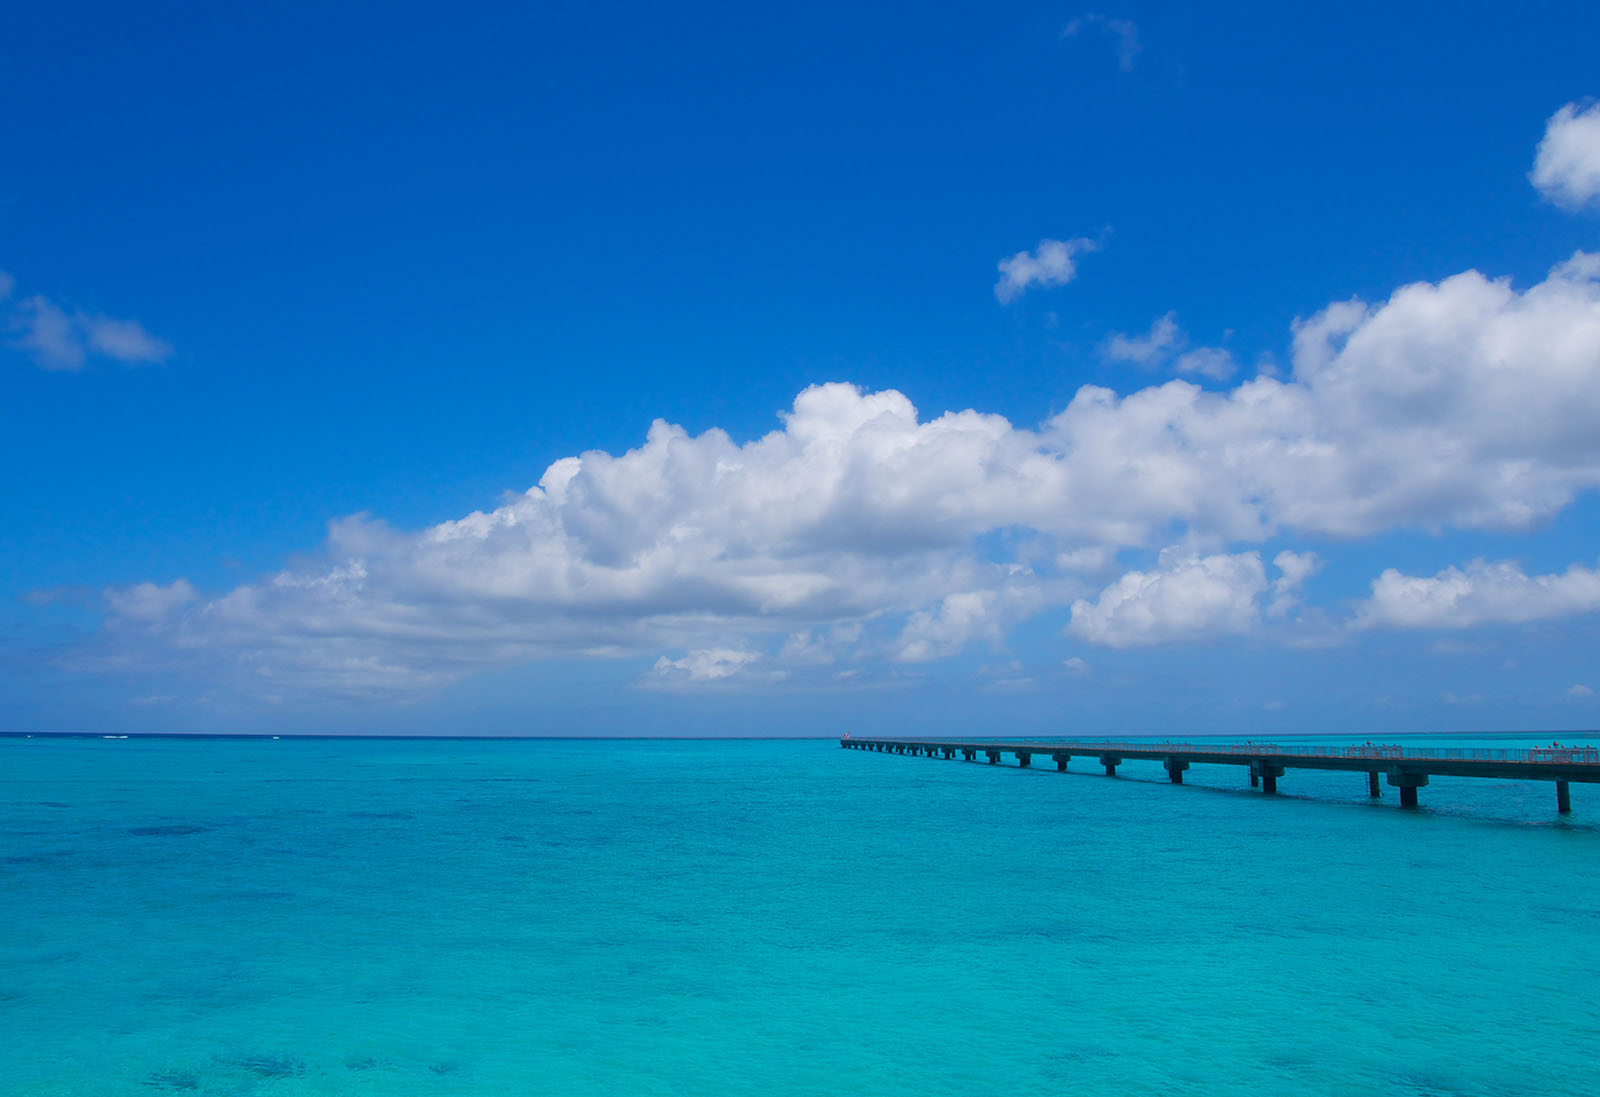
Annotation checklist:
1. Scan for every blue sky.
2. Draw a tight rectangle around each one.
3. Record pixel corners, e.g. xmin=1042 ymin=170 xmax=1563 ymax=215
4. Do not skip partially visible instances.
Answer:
xmin=3 ymin=1 xmax=1599 ymax=736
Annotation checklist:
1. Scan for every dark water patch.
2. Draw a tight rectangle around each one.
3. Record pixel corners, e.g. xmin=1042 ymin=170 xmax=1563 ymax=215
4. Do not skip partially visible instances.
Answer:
xmin=1402 ymin=1070 xmax=1477 ymax=1097
xmin=428 ymin=1061 xmax=461 ymax=1075
xmin=141 ymin=1069 xmax=200 ymax=1090
xmin=348 ymin=811 xmax=414 ymax=820
xmin=344 ymin=1056 xmax=379 ymax=1071
xmin=35 ymin=801 xmax=71 ymax=808
xmin=231 ymin=1054 xmax=305 ymax=1079
xmin=128 ymin=824 xmax=211 ymax=837
xmin=498 ymin=834 xmax=527 ymax=843
xmin=2 ymin=850 xmax=76 ymax=866
xmin=16 ymin=948 xmax=81 ymax=965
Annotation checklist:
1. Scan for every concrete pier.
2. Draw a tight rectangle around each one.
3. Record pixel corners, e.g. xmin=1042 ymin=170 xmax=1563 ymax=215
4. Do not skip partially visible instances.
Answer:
xmin=841 ymin=736 xmax=1599 ymax=815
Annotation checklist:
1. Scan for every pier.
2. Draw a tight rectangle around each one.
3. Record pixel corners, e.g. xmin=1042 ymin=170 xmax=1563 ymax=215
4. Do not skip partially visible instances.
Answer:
xmin=840 ymin=737 xmax=1599 ymax=813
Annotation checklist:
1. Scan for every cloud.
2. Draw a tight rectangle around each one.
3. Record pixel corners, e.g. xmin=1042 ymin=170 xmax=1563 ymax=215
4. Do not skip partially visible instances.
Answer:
xmin=1103 ymin=311 xmax=1180 ymax=365
xmin=894 ymin=586 xmax=1046 ymax=662
xmin=1103 ymin=311 xmax=1235 ymax=380
xmin=647 ymin=648 xmax=783 ymax=689
xmin=10 ymin=296 xmax=85 ymax=370
xmin=1269 ymin=550 xmax=1320 ymax=616
xmin=1063 ymin=13 xmax=1141 ymax=72
xmin=83 ymin=315 xmax=173 ymax=363
xmin=995 ymin=237 xmax=1097 ymax=303
xmin=1356 ymin=558 xmax=1600 ymax=630
xmin=1173 ymin=347 xmax=1236 ymax=381
xmin=1567 ymin=684 xmax=1594 ymax=698
xmin=1062 ymin=656 xmax=1088 ymax=675
xmin=104 ymin=579 xmax=198 ymax=623
xmin=80 ymin=242 xmax=1600 ymax=696
xmin=3 ymin=277 xmax=172 ymax=371
xmin=1066 ymin=548 xmax=1280 ymax=648
xmin=1531 ymin=101 xmax=1600 ymax=211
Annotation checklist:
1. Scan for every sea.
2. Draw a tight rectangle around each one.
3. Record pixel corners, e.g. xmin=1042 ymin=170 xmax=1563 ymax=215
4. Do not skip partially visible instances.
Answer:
xmin=2 ymin=733 xmax=1597 ymax=1097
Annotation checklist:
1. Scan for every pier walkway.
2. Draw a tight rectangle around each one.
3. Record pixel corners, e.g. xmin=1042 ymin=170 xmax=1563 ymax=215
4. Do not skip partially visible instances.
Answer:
xmin=840 ymin=736 xmax=1600 ymax=813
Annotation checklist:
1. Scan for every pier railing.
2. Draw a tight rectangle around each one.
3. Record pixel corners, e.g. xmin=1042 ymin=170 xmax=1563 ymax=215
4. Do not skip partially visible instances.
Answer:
xmin=916 ymin=738 xmax=1600 ymax=766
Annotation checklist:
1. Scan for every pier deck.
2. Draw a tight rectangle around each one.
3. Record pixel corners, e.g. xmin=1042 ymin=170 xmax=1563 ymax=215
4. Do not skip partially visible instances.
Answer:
xmin=841 ymin=736 xmax=1600 ymax=812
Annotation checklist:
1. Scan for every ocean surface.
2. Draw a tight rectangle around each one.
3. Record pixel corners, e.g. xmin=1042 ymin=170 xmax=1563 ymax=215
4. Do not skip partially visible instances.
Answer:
xmin=2 ymin=734 xmax=1597 ymax=1097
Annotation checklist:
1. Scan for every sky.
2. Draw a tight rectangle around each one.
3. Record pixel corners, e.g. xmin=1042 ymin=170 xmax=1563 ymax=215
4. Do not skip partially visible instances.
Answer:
xmin=3 ymin=0 xmax=1600 ymax=737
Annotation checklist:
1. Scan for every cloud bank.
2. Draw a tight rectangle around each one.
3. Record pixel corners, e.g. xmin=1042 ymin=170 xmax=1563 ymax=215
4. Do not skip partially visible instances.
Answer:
xmin=1357 ymin=559 xmax=1600 ymax=630
xmin=88 ymin=247 xmax=1600 ymax=696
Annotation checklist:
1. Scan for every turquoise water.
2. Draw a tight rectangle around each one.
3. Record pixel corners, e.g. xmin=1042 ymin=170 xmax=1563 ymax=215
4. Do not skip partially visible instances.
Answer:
xmin=3 ymin=734 xmax=1597 ymax=1097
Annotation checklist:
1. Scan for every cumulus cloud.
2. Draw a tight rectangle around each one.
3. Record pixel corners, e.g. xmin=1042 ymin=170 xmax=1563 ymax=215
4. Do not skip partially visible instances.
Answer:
xmin=1063 ymin=14 xmax=1141 ymax=72
xmin=1567 ymin=684 xmax=1594 ymax=698
xmin=4 ymin=282 xmax=172 ymax=371
xmin=84 ymin=243 xmax=1600 ymax=696
xmin=1356 ymin=558 xmax=1600 ymax=630
xmin=1531 ymin=101 xmax=1600 ymax=210
xmin=995 ymin=237 xmax=1098 ymax=303
xmin=1067 ymin=549 xmax=1280 ymax=648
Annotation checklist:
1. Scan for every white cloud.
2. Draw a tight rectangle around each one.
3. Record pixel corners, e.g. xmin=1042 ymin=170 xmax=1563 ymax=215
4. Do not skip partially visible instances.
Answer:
xmin=10 ymin=296 xmax=85 ymax=370
xmin=1062 ymin=656 xmax=1089 ymax=675
xmin=82 ymin=315 xmax=173 ymax=363
xmin=104 ymin=579 xmax=198 ymax=623
xmin=5 ymin=283 xmax=172 ymax=370
xmin=995 ymin=237 xmax=1097 ymax=303
xmin=0 ymin=270 xmax=14 ymax=299
xmin=1567 ymin=684 xmax=1594 ymax=698
xmin=1063 ymin=14 xmax=1141 ymax=72
xmin=1356 ymin=558 xmax=1600 ymax=630
xmin=1269 ymin=550 xmax=1320 ymax=615
xmin=647 ymin=648 xmax=781 ymax=688
xmin=86 ymin=242 xmax=1600 ymax=695
xmin=1103 ymin=311 xmax=1180 ymax=365
xmin=1173 ymin=347 xmax=1236 ymax=381
xmin=1103 ymin=311 xmax=1235 ymax=380
xmin=1531 ymin=101 xmax=1600 ymax=211
xmin=894 ymin=586 xmax=1045 ymax=662
xmin=1067 ymin=549 xmax=1274 ymax=648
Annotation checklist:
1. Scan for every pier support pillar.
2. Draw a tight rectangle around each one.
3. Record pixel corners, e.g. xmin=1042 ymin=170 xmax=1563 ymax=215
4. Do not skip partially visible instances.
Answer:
xmin=1164 ymin=758 xmax=1189 ymax=784
xmin=1368 ymin=771 xmax=1381 ymax=798
xmin=1250 ymin=771 xmax=1259 ymax=787
xmin=1099 ymin=755 xmax=1121 ymax=776
xmin=962 ymin=749 xmax=976 ymax=761
xmin=1250 ymin=761 xmax=1284 ymax=794
xmin=986 ymin=750 xmax=1001 ymax=765
xmin=1557 ymin=781 xmax=1572 ymax=814
xmin=1016 ymin=752 xmax=1031 ymax=768
xmin=1054 ymin=753 xmax=1070 ymax=772
xmin=1386 ymin=769 xmax=1428 ymax=808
